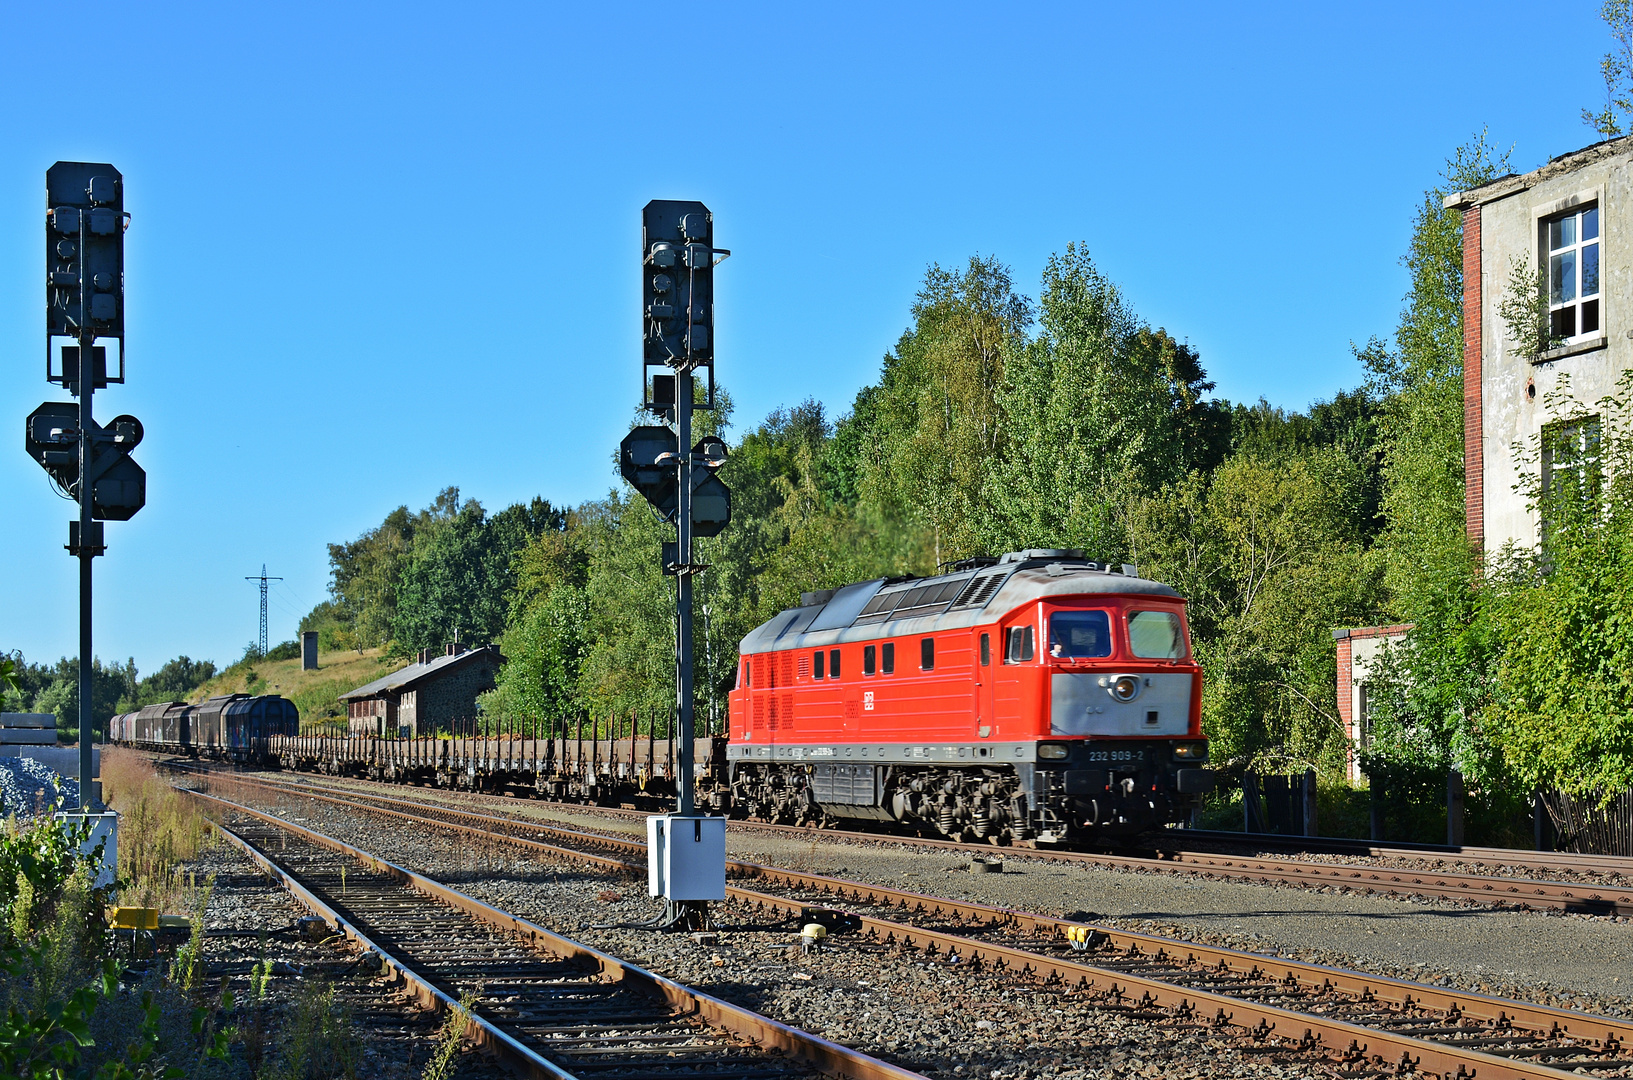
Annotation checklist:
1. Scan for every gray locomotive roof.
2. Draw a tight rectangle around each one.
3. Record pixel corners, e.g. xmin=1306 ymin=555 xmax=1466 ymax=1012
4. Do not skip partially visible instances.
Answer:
xmin=738 ymin=550 xmax=1180 ymax=654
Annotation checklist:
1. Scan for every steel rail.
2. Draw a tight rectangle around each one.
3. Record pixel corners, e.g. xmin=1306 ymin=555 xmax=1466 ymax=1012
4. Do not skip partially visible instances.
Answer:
xmin=184 ymin=770 xmax=1633 ymax=1076
xmin=1178 ymin=829 xmax=1633 ymax=877
xmin=186 ymin=764 xmax=1633 ymax=916
xmin=187 ymin=789 xmax=925 ymax=1080
xmin=172 ymin=760 xmax=1633 ymax=915
xmin=1155 ymin=849 xmax=1633 ymax=916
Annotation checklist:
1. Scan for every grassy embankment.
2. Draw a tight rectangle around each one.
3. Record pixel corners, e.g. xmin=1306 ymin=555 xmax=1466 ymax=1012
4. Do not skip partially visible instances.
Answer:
xmin=99 ymin=747 xmax=211 ymax=911
xmin=192 ymin=646 xmax=395 ymax=731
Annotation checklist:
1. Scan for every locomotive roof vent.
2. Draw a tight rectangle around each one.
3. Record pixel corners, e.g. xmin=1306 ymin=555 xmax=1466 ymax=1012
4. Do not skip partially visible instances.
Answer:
xmin=800 ymin=588 xmax=838 ymax=608
xmin=999 ymin=548 xmax=1084 ymax=564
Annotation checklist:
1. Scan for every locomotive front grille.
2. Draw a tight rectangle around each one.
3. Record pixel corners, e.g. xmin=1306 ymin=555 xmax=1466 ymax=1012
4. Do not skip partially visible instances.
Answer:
xmin=1049 ymin=671 xmax=1193 ymax=736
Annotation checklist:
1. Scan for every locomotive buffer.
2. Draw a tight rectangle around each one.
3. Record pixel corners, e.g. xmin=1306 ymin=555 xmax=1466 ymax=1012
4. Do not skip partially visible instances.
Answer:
xmin=620 ymin=200 xmax=731 ymax=931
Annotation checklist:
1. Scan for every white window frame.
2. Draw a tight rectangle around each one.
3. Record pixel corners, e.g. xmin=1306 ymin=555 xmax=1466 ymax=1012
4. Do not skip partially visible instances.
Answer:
xmin=1540 ymin=198 xmax=1603 ymax=345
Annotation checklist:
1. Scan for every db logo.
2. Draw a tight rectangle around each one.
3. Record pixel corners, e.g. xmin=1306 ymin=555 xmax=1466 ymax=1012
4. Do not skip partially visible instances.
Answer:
xmin=863 ymin=691 xmax=875 ymax=711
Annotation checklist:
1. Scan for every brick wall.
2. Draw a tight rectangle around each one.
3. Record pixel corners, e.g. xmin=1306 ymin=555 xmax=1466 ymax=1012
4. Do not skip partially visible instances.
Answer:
xmin=1335 ymin=636 xmax=1354 ymax=732
xmin=1462 ymin=204 xmax=1484 ymax=551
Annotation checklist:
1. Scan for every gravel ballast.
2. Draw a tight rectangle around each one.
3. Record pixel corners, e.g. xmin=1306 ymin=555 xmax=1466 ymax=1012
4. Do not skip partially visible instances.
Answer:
xmin=267 ymin=780 xmax=1633 ymax=1014
xmin=0 ymin=755 xmax=78 ymax=818
xmin=215 ymin=796 xmax=1356 ymax=1079
xmin=181 ymin=834 xmax=505 ymax=1079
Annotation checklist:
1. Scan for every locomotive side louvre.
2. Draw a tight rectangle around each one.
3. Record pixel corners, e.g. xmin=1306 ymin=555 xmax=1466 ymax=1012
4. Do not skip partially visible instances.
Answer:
xmin=727 ymin=549 xmax=1215 ymax=844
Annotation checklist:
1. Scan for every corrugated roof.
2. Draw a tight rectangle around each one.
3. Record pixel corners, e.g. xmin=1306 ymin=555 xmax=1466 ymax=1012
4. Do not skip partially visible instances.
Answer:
xmin=338 ymin=646 xmax=502 ymax=701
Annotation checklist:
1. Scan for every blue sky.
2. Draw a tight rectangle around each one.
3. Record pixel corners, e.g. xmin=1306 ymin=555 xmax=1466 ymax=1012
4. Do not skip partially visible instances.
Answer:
xmin=0 ymin=1 xmax=1612 ymax=675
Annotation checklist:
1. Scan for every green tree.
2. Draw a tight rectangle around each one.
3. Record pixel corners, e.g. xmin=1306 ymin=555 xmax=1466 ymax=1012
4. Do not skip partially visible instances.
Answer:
xmin=1584 ymin=0 xmax=1633 ymax=136
xmin=29 ymin=658 xmax=132 ymax=742
xmin=862 ymin=256 xmax=1033 ymax=561
xmin=981 ymin=246 xmax=1217 ymax=559
xmin=1132 ymin=451 xmax=1385 ymax=773
xmin=1482 ymin=372 xmax=1633 ymax=794
xmin=1361 ymin=133 xmax=1511 ymax=779
xmin=485 ymin=519 xmax=592 ymax=725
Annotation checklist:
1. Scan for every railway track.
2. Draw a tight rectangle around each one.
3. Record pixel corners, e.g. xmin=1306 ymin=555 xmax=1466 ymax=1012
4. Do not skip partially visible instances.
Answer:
xmin=195 ymin=790 xmax=923 ymax=1080
xmin=170 ymin=759 xmax=1633 ymax=916
xmin=1177 ymin=829 xmax=1633 ymax=879
xmin=183 ymin=769 xmax=1633 ymax=1079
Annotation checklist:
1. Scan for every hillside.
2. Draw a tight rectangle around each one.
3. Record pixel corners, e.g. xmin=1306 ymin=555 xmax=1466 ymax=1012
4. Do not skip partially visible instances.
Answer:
xmin=191 ymin=647 xmax=397 ymax=730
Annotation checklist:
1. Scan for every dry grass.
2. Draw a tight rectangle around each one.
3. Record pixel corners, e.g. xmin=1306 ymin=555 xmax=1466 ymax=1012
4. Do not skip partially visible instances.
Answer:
xmin=99 ymin=748 xmax=212 ymax=911
xmin=190 ymin=647 xmax=393 ymax=724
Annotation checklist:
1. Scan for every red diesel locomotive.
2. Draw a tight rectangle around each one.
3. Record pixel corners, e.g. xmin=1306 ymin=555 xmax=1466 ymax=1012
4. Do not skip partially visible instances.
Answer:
xmin=727 ymin=548 xmax=1215 ymax=845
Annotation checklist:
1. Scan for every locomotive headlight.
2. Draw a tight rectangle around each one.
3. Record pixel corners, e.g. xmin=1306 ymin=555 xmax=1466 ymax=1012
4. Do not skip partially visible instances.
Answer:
xmin=1173 ymin=743 xmax=1207 ymax=761
xmin=1104 ymin=674 xmax=1143 ymax=703
xmin=1037 ymin=743 xmax=1071 ymax=760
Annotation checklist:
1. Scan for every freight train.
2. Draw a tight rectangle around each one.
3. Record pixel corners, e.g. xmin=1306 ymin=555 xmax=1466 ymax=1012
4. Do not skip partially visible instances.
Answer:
xmin=108 ymin=694 xmax=300 ymax=755
xmin=112 ymin=550 xmax=1213 ymax=846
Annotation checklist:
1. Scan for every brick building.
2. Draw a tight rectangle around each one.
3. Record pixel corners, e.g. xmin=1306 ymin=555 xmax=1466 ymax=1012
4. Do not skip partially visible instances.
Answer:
xmin=339 ymin=643 xmax=503 ymax=738
xmin=1332 ymin=624 xmax=1412 ymax=781
xmin=1446 ymin=135 xmax=1633 ymax=551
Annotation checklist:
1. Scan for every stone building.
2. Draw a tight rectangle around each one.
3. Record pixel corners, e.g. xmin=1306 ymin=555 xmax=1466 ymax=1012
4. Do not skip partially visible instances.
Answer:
xmin=1331 ymin=624 xmax=1412 ymax=781
xmin=339 ymin=643 xmax=503 ymax=738
xmin=1447 ymin=135 xmax=1633 ymax=552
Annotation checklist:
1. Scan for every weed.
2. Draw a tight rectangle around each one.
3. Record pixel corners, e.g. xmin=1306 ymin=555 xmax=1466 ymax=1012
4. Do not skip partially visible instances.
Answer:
xmin=262 ymin=979 xmax=360 ymax=1080
xmin=100 ymin=748 xmax=211 ymax=911
xmin=169 ymin=875 xmax=215 ymax=995
xmin=420 ymin=990 xmax=477 ymax=1080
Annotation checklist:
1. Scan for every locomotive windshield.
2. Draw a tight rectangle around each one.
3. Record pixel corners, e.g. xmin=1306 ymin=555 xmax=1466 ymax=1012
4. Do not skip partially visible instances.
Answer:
xmin=1128 ymin=610 xmax=1187 ymax=659
xmin=1047 ymin=610 xmax=1112 ymax=658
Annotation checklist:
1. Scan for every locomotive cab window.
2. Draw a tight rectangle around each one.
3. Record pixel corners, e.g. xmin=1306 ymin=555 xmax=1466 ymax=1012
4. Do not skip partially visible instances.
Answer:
xmin=1048 ymin=610 xmax=1111 ymax=659
xmin=882 ymin=642 xmax=895 ymax=674
xmin=979 ymin=633 xmax=990 ymax=666
xmin=1128 ymin=611 xmax=1186 ymax=659
xmin=813 ymin=651 xmax=825 ymax=679
xmin=1005 ymin=625 xmax=1035 ymax=663
xmin=742 ymin=659 xmax=751 ymax=687
xmin=920 ymin=637 xmax=935 ymax=671
xmin=864 ymin=645 xmax=876 ymax=675
xmin=829 ymin=649 xmax=841 ymax=678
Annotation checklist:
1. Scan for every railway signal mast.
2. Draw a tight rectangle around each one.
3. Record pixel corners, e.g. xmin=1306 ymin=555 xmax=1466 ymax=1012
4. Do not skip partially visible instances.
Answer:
xmin=27 ymin=163 xmax=145 ymax=828
xmin=620 ymin=201 xmax=731 ymax=930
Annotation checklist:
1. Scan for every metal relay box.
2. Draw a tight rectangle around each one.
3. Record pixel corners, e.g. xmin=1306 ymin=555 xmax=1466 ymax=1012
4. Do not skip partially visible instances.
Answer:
xmin=646 ymin=814 xmax=726 ymax=901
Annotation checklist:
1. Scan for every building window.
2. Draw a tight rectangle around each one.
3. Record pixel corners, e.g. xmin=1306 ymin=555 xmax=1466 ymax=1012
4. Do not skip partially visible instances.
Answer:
xmin=1541 ymin=415 xmax=1603 ymax=540
xmin=1547 ymin=206 xmax=1600 ymax=341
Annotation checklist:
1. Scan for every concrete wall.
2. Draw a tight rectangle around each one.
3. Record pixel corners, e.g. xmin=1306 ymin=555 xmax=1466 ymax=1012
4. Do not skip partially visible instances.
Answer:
xmin=1472 ymin=147 xmax=1633 ymax=551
